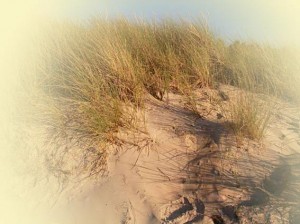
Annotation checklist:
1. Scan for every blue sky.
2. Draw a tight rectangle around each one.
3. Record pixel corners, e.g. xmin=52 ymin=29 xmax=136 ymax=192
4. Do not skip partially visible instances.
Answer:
xmin=35 ymin=0 xmax=300 ymax=47
xmin=2 ymin=0 xmax=300 ymax=46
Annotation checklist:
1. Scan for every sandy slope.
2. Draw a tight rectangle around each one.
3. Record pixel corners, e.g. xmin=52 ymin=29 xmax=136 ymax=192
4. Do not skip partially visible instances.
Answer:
xmin=6 ymin=85 xmax=300 ymax=224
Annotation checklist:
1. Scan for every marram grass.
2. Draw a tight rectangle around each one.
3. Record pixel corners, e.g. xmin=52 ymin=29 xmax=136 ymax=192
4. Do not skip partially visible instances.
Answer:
xmin=22 ymin=17 xmax=300 ymax=150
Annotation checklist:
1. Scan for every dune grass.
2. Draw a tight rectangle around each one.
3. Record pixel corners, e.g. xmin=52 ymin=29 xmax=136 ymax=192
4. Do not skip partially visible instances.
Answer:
xmin=221 ymin=92 xmax=275 ymax=140
xmin=221 ymin=41 xmax=300 ymax=99
xmin=22 ymin=17 xmax=300 ymax=160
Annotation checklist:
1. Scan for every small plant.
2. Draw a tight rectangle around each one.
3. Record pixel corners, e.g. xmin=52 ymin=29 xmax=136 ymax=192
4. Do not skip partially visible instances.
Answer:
xmin=223 ymin=92 xmax=274 ymax=140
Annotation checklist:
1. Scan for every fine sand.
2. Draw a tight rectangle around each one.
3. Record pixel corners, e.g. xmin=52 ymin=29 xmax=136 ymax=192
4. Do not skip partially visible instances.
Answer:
xmin=8 ymin=85 xmax=300 ymax=224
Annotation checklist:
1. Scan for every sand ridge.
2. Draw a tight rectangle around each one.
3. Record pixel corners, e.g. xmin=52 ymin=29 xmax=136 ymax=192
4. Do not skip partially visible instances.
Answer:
xmin=15 ymin=86 xmax=300 ymax=224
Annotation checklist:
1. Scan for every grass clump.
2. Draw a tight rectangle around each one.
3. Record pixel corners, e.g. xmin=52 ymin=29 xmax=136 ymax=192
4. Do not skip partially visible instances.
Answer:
xmin=219 ymin=42 xmax=299 ymax=139
xmin=223 ymin=93 xmax=274 ymax=140
xmin=26 ymin=18 xmax=225 ymax=143
xmin=20 ymin=17 xmax=300 ymax=178
xmin=222 ymin=41 xmax=300 ymax=100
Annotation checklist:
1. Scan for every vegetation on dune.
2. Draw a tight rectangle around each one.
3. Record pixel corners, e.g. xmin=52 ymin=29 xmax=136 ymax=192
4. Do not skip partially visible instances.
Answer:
xmin=222 ymin=41 xmax=300 ymax=99
xmin=222 ymin=93 xmax=274 ymax=140
xmin=22 ymin=17 xmax=300 ymax=154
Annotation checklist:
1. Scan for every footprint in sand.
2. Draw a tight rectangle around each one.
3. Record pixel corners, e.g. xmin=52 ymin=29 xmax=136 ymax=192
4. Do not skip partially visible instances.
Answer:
xmin=184 ymin=134 xmax=198 ymax=151
xmin=161 ymin=196 xmax=205 ymax=224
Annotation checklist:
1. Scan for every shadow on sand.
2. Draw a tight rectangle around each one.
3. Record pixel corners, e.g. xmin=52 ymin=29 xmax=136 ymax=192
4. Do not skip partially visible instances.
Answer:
xmin=135 ymin=99 xmax=300 ymax=223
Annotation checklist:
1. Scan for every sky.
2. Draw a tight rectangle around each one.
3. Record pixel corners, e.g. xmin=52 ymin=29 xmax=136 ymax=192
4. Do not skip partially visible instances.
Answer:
xmin=1 ymin=0 xmax=300 ymax=46
xmin=29 ymin=0 xmax=300 ymax=46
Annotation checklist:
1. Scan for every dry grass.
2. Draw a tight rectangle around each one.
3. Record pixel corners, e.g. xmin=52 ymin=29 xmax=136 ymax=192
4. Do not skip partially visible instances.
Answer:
xmin=20 ymin=17 xmax=300 ymax=177
xmin=219 ymin=42 xmax=300 ymax=139
xmin=221 ymin=42 xmax=300 ymax=100
xmin=24 ymin=18 xmax=224 ymax=141
xmin=222 ymin=92 xmax=275 ymax=140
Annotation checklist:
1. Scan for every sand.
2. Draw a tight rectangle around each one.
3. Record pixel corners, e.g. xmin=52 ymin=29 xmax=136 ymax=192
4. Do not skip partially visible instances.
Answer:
xmin=3 ymin=85 xmax=300 ymax=224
